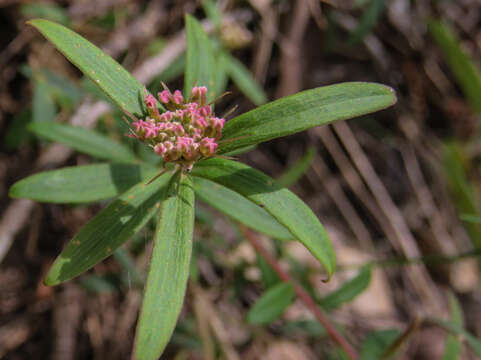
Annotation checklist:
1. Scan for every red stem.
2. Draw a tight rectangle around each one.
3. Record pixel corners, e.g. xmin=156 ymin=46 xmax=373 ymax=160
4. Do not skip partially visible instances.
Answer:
xmin=241 ymin=227 xmax=359 ymax=360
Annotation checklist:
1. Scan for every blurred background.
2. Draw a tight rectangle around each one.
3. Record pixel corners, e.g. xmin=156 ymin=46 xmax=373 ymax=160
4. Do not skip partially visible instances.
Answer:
xmin=2 ymin=0 xmax=481 ymax=359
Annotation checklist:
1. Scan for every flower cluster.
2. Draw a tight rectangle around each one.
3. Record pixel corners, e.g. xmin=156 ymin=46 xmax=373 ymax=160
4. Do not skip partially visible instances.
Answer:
xmin=127 ymin=86 xmax=225 ymax=168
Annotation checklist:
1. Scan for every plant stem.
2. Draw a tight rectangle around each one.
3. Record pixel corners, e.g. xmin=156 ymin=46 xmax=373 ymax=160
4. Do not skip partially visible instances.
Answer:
xmin=240 ymin=227 xmax=359 ymax=360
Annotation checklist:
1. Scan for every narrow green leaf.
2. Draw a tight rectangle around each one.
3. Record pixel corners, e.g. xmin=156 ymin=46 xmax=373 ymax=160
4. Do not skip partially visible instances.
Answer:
xmin=278 ymin=147 xmax=315 ymax=187
xmin=202 ymin=0 xmax=222 ymax=29
xmin=10 ymin=163 xmax=157 ymax=203
xmin=428 ymin=19 xmax=481 ymax=113
xmin=348 ymin=0 xmax=385 ymax=45
xmin=219 ymin=82 xmax=396 ymax=154
xmin=193 ymin=177 xmax=293 ymax=240
xmin=257 ymin=254 xmax=280 ymax=288
xmin=222 ymin=51 xmax=267 ymax=106
xmin=214 ymin=50 xmax=229 ymax=98
xmin=184 ymin=15 xmax=216 ymax=100
xmin=191 ymin=158 xmax=336 ymax=278
xmin=33 ymin=79 xmax=56 ymax=122
xmin=318 ymin=265 xmax=371 ymax=310
xmin=5 ymin=109 xmax=33 ymax=150
xmin=360 ymin=329 xmax=400 ymax=360
xmin=29 ymin=122 xmax=137 ymax=162
xmin=431 ymin=319 xmax=481 ymax=357
xmin=44 ymin=171 xmax=173 ymax=285
xmin=442 ymin=142 xmax=481 ymax=249
xmin=28 ymin=19 xmax=147 ymax=116
xmin=442 ymin=292 xmax=464 ymax=360
xmin=135 ymin=174 xmax=195 ymax=360
xmin=21 ymin=3 xmax=70 ymax=25
xmin=247 ymin=282 xmax=295 ymax=325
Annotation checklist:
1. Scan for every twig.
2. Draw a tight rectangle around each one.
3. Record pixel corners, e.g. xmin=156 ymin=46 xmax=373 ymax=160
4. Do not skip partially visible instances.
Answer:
xmin=240 ymin=227 xmax=359 ymax=360
xmin=332 ymin=121 xmax=443 ymax=313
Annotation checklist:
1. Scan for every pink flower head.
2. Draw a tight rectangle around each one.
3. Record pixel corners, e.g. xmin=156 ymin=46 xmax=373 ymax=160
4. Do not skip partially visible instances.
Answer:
xmin=130 ymin=87 xmax=223 ymax=168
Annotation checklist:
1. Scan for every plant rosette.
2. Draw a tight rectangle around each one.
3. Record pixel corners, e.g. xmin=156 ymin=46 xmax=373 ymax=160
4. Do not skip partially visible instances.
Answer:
xmin=10 ymin=16 xmax=397 ymax=360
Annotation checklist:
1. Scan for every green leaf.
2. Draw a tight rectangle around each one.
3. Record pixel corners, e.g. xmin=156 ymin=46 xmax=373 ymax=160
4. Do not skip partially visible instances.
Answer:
xmin=246 ymin=282 xmax=295 ymax=325
xmin=431 ymin=318 xmax=481 ymax=358
xmin=278 ymin=147 xmax=315 ymax=187
xmin=191 ymin=158 xmax=336 ymax=278
xmin=318 ymin=265 xmax=371 ymax=310
xmin=21 ymin=3 xmax=70 ymax=25
xmin=360 ymin=329 xmax=400 ymax=360
xmin=29 ymin=122 xmax=137 ymax=163
xmin=184 ymin=15 xmax=216 ymax=100
xmin=428 ymin=19 xmax=481 ymax=113
xmin=44 ymin=171 xmax=173 ymax=285
xmin=442 ymin=292 xmax=464 ymax=360
xmin=202 ymin=0 xmax=222 ymax=29
xmin=193 ymin=177 xmax=293 ymax=240
xmin=28 ymin=19 xmax=147 ymax=116
xmin=9 ymin=163 xmax=157 ymax=203
xmin=258 ymin=254 xmax=280 ymax=288
xmin=33 ymin=79 xmax=56 ymax=122
xmin=348 ymin=0 xmax=385 ymax=45
xmin=442 ymin=142 xmax=481 ymax=249
xmin=5 ymin=109 xmax=33 ymax=150
xmin=135 ymin=174 xmax=195 ymax=360
xmin=213 ymin=50 xmax=229 ymax=98
xmin=219 ymin=82 xmax=396 ymax=154
xmin=222 ymin=51 xmax=267 ymax=106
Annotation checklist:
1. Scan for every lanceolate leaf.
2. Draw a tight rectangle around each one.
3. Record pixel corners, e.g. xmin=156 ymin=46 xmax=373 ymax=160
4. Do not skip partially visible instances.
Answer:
xmin=135 ymin=174 xmax=195 ymax=360
xmin=45 ymin=171 xmax=173 ymax=285
xmin=192 ymin=158 xmax=336 ymax=278
xmin=219 ymin=82 xmax=396 ymax=154
xmin=222 ymin=50 xmax=267 ymax=106
xmin=247 ymin=282 xmax=295 ymax=325
xmin=28 ymin=19 xmax=147 ymax=116
xmin=10 ymin=163 xmax=157 ymax=203
xmin=428 ymin=19 xmax=481 ymax=113
xmin=29 ymin=122 xmax=137 ymax=162
xmin=184 ymin=15 xmax=216 ymax=100
xmin=318 ymin=265 xmax=372 ymax=310
xmin=193 ymin=177 xmax=293 ymax=240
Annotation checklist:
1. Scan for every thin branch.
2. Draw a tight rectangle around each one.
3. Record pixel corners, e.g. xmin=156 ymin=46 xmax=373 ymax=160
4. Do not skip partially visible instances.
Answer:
xmin=240 ymin=227 xmax=359 ymax=360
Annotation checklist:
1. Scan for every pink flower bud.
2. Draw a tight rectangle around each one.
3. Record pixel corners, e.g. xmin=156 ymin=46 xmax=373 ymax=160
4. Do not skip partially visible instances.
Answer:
xmin=158 ymin=90 xmax=171 ymax=103
xmin=172 ymin=90 xmax=184 ymax=105
xmin=192 ymin=86 xmax=207 ymax=105
xmin=160 ymin=111 xmax=173 ymax=122
xmin=199 ymin=137 xmax=218 ymax=157
xmin=145 ymin=94 xmax=157 ymax=108
xmin=200 ymin=106 xmax=212 ymax=117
